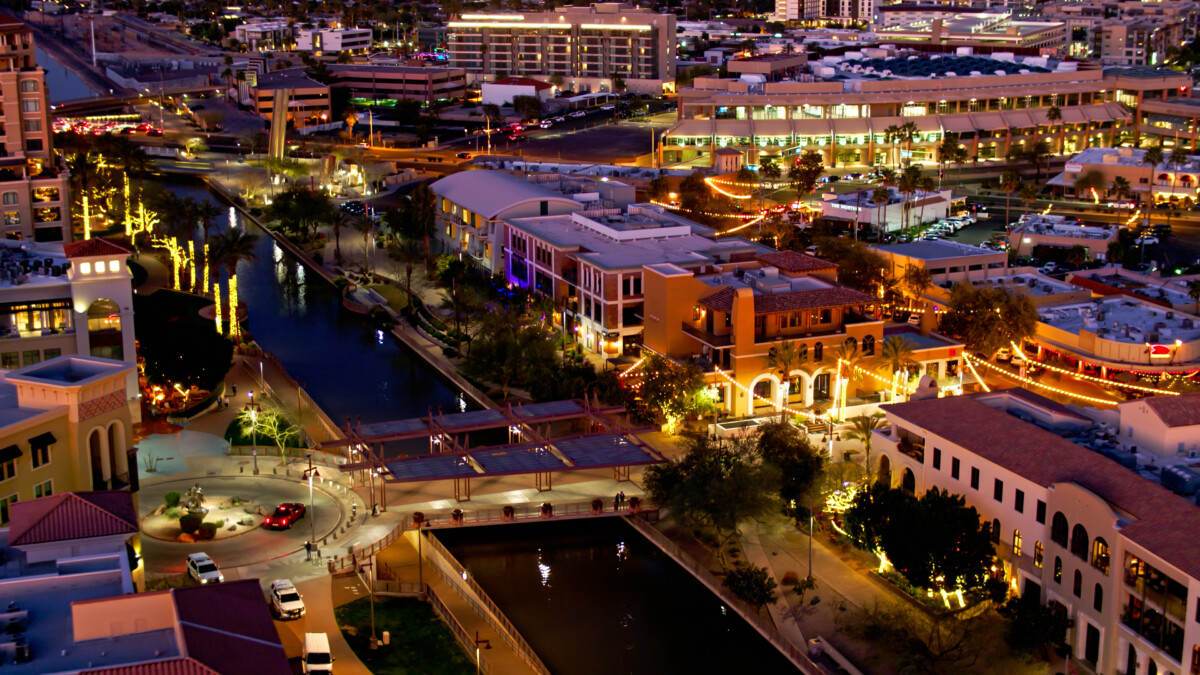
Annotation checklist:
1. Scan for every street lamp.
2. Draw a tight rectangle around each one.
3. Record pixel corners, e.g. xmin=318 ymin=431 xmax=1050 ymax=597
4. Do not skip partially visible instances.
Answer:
xmin=244 ymin=401 xmax=262 ymax=475
xmin=302 ymin=454 xmax=319 ymax=558
xmin=472 ymin=632 xmax=491 ymax=675
xmin=360 ymin=559 xmax=378 ymax=650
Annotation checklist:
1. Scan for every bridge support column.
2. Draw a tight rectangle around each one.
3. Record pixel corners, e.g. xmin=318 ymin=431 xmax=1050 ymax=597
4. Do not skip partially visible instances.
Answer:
xmin=453 ymin=477 xmax=471 ymax=502
xmin=535 ymin=472 xmax=553 ymax=492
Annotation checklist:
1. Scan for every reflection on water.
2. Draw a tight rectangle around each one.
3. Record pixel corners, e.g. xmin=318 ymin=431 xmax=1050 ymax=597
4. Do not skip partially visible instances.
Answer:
xmin=35 ymin=46 xmax=100 ymax=103
xmin=436 ymin=519 xmax=799 ymax=675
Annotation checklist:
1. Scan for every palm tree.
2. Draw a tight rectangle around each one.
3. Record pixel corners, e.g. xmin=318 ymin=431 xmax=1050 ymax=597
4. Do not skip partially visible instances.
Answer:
xmin=1166 ymin=147 xmax=1189 ymax=228
xmin=765 ymin=340 xmax=800 ymax=413
xmin=844 ymin=412 xmax=886 ymax=483
xmin=1046 ymin=105 xmax=1063 ymax=155
xmin=1110 ymin=176 xmax=1132 ymax=215
xmin=832 ymin=341 xmax=865 ymax=418
xmin=194 ymin=200 xmax=223 ymax=236
xmin=211 ymin=227 xmax=262 ymax=341
xmin=916 ymin=175 xmax=936 ymax=227
xmin=389 ymin=238 xmax=423 ymax=308
xmin=901 ymin=265 xmax=932 ymax=305
xmin=354 ymin=214 xmax=375 ymax=274
xmin=876 ymin=335 xmax=918 ymax=401
xmin=330 ymin=210 xmax=356 ymax=266
xmin=897 ymin=165 xmax=920 ymax=231
xmin=871 ymin=185 xmax=891 ymax=236
xmin=884 ymin=124 xmax=902 ymax=168
xmin=1188 ymin=279 xmax=1200 ymax=315
xmin=1142 ymin=144 xmax=1165 ymax=207
xmin=1000 ymin=169 xmax=1023 ymax=247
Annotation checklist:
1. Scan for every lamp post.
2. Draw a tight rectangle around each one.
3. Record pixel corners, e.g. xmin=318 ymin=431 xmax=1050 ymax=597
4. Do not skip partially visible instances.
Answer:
xmin=361 ymin=559 xmax=378 ymax=650
xmin=302 ymin=455 xmax=319 ymax=558
xmin=244 ymin=401 xmax=261 ymax=475
xmin=416 ymin=517 xmax=430 ymax=588
xmin=473 ymin=632 xmax=491 ymax=675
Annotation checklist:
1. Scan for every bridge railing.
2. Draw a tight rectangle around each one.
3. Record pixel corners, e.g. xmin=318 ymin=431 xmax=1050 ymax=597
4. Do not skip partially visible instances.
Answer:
xmin=326 ymin=520 xmax=408 ymax=574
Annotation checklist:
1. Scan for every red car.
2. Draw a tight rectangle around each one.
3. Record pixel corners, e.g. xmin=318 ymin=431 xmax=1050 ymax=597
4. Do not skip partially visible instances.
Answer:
xmin=263 ymin=503 xmax=307 ymax=530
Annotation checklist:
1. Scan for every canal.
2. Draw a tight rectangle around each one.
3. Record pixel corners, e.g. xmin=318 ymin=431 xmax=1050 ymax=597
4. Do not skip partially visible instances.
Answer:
xmin=35 ymin=46 xmax=101 ymax=103
xmin=436 ymin=519 xmax=799 ymax=675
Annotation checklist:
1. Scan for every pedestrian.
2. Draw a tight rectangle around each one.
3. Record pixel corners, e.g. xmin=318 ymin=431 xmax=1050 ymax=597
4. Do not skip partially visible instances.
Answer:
xmin=614 ymin=494 xmax=620 ymax=511
xmin=231 ymin=383 xmax=237 ymax=396
xmin=304 ymin=541 xmax=312 ymax=561
xmin=619 ymin=491 xmax=626 ymax=508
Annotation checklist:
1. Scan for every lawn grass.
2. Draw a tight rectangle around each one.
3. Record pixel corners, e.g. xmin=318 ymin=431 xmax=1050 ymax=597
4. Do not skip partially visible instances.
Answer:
xmin=335 ymin=596 xmax=474 ymax=675
xmin=366 ymin=283 xmax=410 ymax=313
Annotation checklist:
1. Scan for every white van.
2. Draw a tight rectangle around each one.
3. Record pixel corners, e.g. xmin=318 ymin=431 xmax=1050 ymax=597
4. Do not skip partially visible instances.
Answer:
xmin=303 ymin=633 xmax=334 ymax=673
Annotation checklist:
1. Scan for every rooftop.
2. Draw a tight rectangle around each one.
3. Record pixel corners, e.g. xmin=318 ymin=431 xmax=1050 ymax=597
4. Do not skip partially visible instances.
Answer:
xmin=9 ymin=492 xmax=137 ymax=546
xmin=62 ymin=238 xmax=131 ymax=259
xmin=0 ymin=240 xmax=71 ymax=290
xmin=697 ymin=269 xmax=876 ymax=313
xmin=1065 ymin=146 xmax=1200 ymax=173
xmin=1037 ymin=297 xmax=1200 ymax=345
xmin=490 ymin=77 xmax=554 ymax=90
xmin=253 ymin=68 xmax=329 ymax=91
xmin=1140 ymin=393 xmax=1200 ymax=428
xmin=827 ymin=53 xmax=1052 ymax=81
xmin=7 ymin=355 xmax=134 ymax=387
xmin=1016 ymin=214 xmax=1119 ymax=241
xmin=883 ymin=389 xmax=1200 ymax=581
xmin=883 ymin=323 xmax=961 ymax=350
xmin=431 ymin=170 xmax=581 ymax=220
xmin=1103 ymin=65 xmax=1185 ymax=80
xmin=756 ymin=250 xmax=838 ymax=273
xmin=873 ymin=239 xmax=1002 ymax=261
xmin=877 ymin=10 xmax=1065 ymax=40
xmin=950 ymin=271 xmax=1080 ymax=298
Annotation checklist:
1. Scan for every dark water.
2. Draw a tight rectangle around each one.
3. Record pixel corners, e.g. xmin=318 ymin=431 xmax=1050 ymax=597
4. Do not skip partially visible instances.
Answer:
xmin=35 ymin=46 xmax=101 ymax=103
xmin=435 ymin=519 xmax=800 ymax=675
xmin=151 ymin=179 xmax=463 ymax=428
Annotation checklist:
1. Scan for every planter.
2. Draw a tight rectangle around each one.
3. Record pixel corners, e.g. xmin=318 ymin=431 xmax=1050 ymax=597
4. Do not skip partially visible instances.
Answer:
xmin=502 ymin=505 xmax=515 ymax=521
xmin=540 ymin=502 xmax=553 ymax=518
xmin=628 ymin=496 xmax=641 ymax=513
xmin=412 ymin=512 xmax=425 ymax=527
xmin=591 ymin=498 xmax=603 ymax=515
xmin=451 ymin=508 xmax=464 ymax=525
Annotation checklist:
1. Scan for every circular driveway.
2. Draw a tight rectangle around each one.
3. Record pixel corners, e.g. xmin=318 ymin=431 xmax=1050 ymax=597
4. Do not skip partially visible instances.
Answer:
xmin=139 ymin=475 xmax=342 ymax=577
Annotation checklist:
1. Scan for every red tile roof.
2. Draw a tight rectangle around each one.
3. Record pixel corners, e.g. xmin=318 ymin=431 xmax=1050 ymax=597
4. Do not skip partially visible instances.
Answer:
xmin=82 ymin=659 xmax=221 ymax=675
xmin=756 ymin=251 xmax=838 ymax=273
xmin=699 ymin=284 xmax=875 ymax=314
xmin=699 ymin=287 xmax=735 ymax=311
xmin=1141 ymin=393 xmax=1200 ymax=428
xmin=1066 ymin=275 xmax=1172 ymax=308
xmin=883 ymin=390 xmax=1200 ymax=580
xmin=63 ymin=238 xmax=132 ymax=259
xmin=173 ymin=580 xmax=291 ymax=675
xmin=492 ymin=77 xmax=553 ymax=90
xmin=9 ymin=491 xmax=138 ymax=546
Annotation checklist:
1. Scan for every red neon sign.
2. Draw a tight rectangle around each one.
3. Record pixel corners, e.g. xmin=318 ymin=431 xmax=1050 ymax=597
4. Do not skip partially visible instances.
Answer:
xmin=1147 ymin=344 xmax=1172 ymax=358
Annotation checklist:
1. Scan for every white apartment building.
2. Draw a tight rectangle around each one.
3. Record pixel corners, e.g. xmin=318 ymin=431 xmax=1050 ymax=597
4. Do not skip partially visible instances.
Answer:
xmin=296 ymin=28 xmax=372 ymax=54
xmin=874 ymin=389 xmax=1200 ymax=675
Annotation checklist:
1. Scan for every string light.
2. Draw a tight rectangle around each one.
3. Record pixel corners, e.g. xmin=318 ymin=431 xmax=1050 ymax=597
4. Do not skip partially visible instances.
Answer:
xmin=964 ymin=355 xmax=991 ymax=393
xmin=618 ymin=358 xmax=645 ymax=378
xmin=719 ymin=213 xmax=767 ymax=234
xmin=704 ymin=176 xmax=754 ymax=200
xmin=713 ymin=365 xmax=819 ymax=421
xmin=964 ymin=354 xmax=1116 ymax=406
xmin=647 ymin=200 xmax=764 ymax=220
xmin=1008 ymin=341 xmax=1180 ymax=396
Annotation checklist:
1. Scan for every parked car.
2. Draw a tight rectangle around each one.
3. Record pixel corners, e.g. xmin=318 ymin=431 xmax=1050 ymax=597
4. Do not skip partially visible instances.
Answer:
xmin=568 ymin=111 xmax=586 ymax=118
xmin=600 ymin=104 xmax=616 ymax=111
xmin=186 ymin=553 xmax=223 ymax=584
xmin=270 ymin=579 xmax=306 ymax=619
xmin=303 ymin=633 xmax=334 ymax=674
xmin=539 ymin=120 xmax=554 ymax=128
xmin=264 ymin=502 xmax=307 ymax=530
xmin=1136 ymin=236 xmax=1159 ymax=246
xmin=994 ymin=347 xmax=1014 ymax=362
xmin=455 ymin=152 xmax=471 ymax=159
xmin=1040 ymin=262 xmax=1058 ymax=274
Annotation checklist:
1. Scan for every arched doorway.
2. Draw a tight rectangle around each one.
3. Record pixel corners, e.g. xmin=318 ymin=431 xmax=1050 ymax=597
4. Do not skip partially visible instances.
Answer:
xmin=88 ymin=429 xmax=107 ymax=490
xmin=86 ymin=299 xmax=123 ymax=360
xmin=750 ymin=375 xmax=777 ymax=416
xmin=107 ymin=421 xmax=126 ymax=488
xmin=878 ymin=455 xmax=892 ymax=486
xmin=902 ymin=467 xmax=916 ymax=493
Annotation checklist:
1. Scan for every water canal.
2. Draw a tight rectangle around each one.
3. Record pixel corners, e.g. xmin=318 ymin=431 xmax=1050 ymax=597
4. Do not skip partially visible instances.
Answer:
xmin=436 ymin=519 xmax=799 ymax=675
xmin=35 ymin=46 xmax=101 ymax=103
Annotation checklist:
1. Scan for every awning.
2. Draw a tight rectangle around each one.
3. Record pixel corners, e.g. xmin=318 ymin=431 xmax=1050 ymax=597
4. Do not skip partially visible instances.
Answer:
xmin=870 ymin=116 xmax=904 ymax=133
xmin=753 ymin=119 xmax=793 ymax=137
xmin=0 ymin=445 xmax=20 ymax=463
xmin=832 ymin=118 xmax=871 ymax=135
xmin=791 ymin=119 xmax=833 ymax=136
xmin=1061 ymin=108 xmax=1088 ymax=124
xmin=971 ymin=113 xmax=1008 ymax=130
xmin=1084 ymin=104 xmax=1114 ymax=123
xmin=1027 ymin=108 xmax=1052 ymax=126
xmin=939 ymin=115 xmax=975 ymax=133
xmin=29 ymin=431 xmax=55 ymax=450
xmin=910 ymin=116 xmax=941 ymax=132
xmin=665 ymin=119 xmax=713 ymax=137
xmin=1003 ymin=110 xmax=1035 ymax=128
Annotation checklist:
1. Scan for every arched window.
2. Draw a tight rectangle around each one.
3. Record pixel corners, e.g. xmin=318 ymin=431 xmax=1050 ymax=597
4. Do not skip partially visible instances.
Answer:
xmin=19 ymin=80 xmax=37 ymax=92
xmin=1073 ymin=570 xmax=1082 ymax=597
xmin=844 ymin=337 xmax=857 ymax=354
xmin=1054 ymin=557 xmax=1062 ymax=583
xmin=1070 ymin=524 xmax=1089 ymax=560
xmin=1 ymin=192 xmax=17 ymax=206
xmin=797 ymin=343 xmax=808 ymax=362
xmin=991 ymin=518 xmax=1001 ymax=544
xmin=1051 ymin=512 xmax=1068 ymax=547
xmin=1091 ymin=538 xmax=1110 ymax=575
xmin=1093 ymin=583 xmax=1103 ymax=612
xmin=1034 ymin=541 xmax=1043 ymax=568
xmin=1013 ymin=530 xmax=1022 ymax=557
xmin=814 ymin=342 xmax=824 ymax=362
xmin=863 ymin=334 xmax=876 ymax=356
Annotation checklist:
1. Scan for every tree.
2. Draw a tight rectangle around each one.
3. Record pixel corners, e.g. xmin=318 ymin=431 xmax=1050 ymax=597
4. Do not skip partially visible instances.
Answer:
xmin=939 ymin=282 xmax=1039 ymax=356
xmin=1073 ymin=169 xmax=1107 ymax=200
xmin=511 ymin=95 xmax=543 ymax=122
xmin=837 ymin=599 xmax=993 ymax=674
xmin=811 ymin=238 xmax=888 ymax=295
xmin=844 ymin=412 xmax=886 ymax=483
xmin=388 ymin=238 xmax=423 ymax=307
xmin=916 ymin=175 xmax=936 ymax=227
xmin=1018 ymin=183 xmax=1039 ymax=232
xmin=1066 ymin=244 xmax=1089 ymax=269
xmin=404 ymin=183 xmax=438 ymax=262
xmin=897 ymin=165 xmax=920 ymax=230
xmin=239 ymin=407 xmax=300 ymax=457
xmin=876 ymin=335 xmax=918 ymax=391
xmin=1110 ymin=175 xmax=1133 ymax=210
xmin=788 ymin=149 xmax=824 ymax=198
xmin=722 ymin=563 xmax=778 ymax=612
xmin=765 ymin=340 xmax=799 ymax=410
xmin=998 ymin=595 xmax=1074 ymax=660
xmin=1142 ymin=143 xmax=1165 ymax=201
xmin=1026 ymin=140 xmax=1052 ymax=180
xmin=759 ymin=155 xmax=781 ymax=184
xmin=609 ymin=72 xmax=626 ymax=93
xmin=999 ymin=169 xmax=1022 ymax=237
xmin=871 ymin=185 xmax=891 ymax=235
xmin=901 ymin=265 xmax=932 ymax=304
xmin=1046 ymin=105 xmax=1063 ymax=154
xmin=481 ymin=103 xmax=503 ymax=126
xmin=210 ymin=226 xmax=261 ymax=341
xmin=755 ymin=419 xmax=824 ymax=515
xmin=643 ymin=434 xmax=780 ymax=565
xmin=647 ymin=175 xmax=669 ymax=202
xmin=639 ymin=353 xmax=709 ymax=426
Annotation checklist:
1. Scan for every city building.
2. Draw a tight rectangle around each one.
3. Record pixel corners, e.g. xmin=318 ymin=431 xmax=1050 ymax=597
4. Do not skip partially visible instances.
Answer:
xmin=820 ymin=186 xmax=954 ymax=232
xmin=663 ymin=48 xmax=1187 ymax=168
xmin=874 ymin=10 xmax=1067 ymax=52
xmin=245 ymin=70 xmax=331 ymax=130
xmin=481 ymin=77 xmax=556 ymax=106
xmin=871 ymin=239 xmax=1007 ymax=285
xmin=875 ymin=3 xmax=980 ymax=28
xmin=1008 ymin=214 xmax=1120 ymax=259
xmin=1068 ymin=267 xmax=1200 ymax=312
xmin=1117 ymin=393 xmax=1200 ymax=459
xmin=504 ymin=206 xmax=767 ymax=356
xmin=924 ymin=267 xmax=1093 ymax=309
xmin=1094 ymin=19 xmax=1182 ymax=67
xmin=873 ymin=389 xmax=1200 ymax=675
xmin=296 ymin=27 xmax=373 ymax=54
xmin=775 ymin=0 xmax=875 ymax=23
xmin=232 ymin=19 xmax=295 ymax=51
xmin=643 ymin=251 xmax=966 ymax=416
xmin=1031 ymin=295 xmax=1200 ymax=372
xmin=1049 ymin=147 xmax=1200 ymax=204
xmin=0 ymin=17 xmax=71 ymax=243
xmin=447 ymin=3 xmax=677 ymax=95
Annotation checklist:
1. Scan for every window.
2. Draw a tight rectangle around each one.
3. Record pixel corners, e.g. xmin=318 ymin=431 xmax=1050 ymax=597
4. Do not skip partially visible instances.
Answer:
xmin=1094 ymin=584 xmax=1103 ymax=612
xmin=31 ymin=445 xmax=48 ymax=469
xmin=21 ymin=99 xmax=38 ymax=113
xmin=1 ymin=192 xmax=16 ymax=206
xmin=0 ymin=495 xmax=15 ymax=526
xmin=863 ymin=334 xmax=875 ymax=355
xmin=1015 ymin=489 xmax=1025 ymax=514
xmin=0 ymin=353 xmax=15 ymax=370
xmin=1013 ymin=530 xmax=1022 ymax=557
xmin=951 ymin=457 xmax=960 ymax=479
xmin=814 ymin=342 xmax=823 ymax=362
xmin=970 ymin=467 xmax=980 ymax=490
xmin=1070 ymin=524 xmax=1089 ymax=560
xmin=1037 ymin=500 xmax=1046 ymax=524
xmin=19 ymin=80 xmax=37 ymax=92
xmin=1054 ymin=557 xmax=1062 ymax=583
xmin=932 ymin=447 xmax=941 ymax=470
xmin=1035 ymin=541 xmax=1043 ymax=567
xmin=994 ymin=478 xmax=1004 ymax=502
xmin=0 ymin=459 xmax=13 ymax=482
xmin=25 ymin=139 xmax=43 ymax=152
xmin=21 ymin=350 xmax=39 ymax=367
xmin=1073 ymin=570 xmax=1082 ymax=597
xmin=991 ymin=518 xmax=1000 ymax=543
xmin=1051 ymin=512 xmax=1068 ymax=546
xmin=33 ymin=480 xmax=51 ymax=499
xmin=23 ymin=119 xmax=41 ymax=132
xmin=43 ymin=348 xmax=60 ymax=360
xmin=1087 ymin=537 xmax=1109 ymax=574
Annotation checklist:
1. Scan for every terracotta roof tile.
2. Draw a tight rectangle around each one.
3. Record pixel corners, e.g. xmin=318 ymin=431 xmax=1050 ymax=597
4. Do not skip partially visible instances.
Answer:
xmin=699 ymin=284 xmax=875 ymax=314
xmin=82 ymin=658 xmax=221 ymax=675
xmin=63 ymin=238 xmax=132 ymax=259
xmin=9 ymin=491 xmax=137 ymax=546
xmin=1141 ymin=393 xmax=1200 ymax=428
xmin=699 ymin=287 xmax=735 ymax=312
xmin=883 ymin=391 xmax=1200 ymax=580
xmin=756 ymin=251 xmax=837 ymax=273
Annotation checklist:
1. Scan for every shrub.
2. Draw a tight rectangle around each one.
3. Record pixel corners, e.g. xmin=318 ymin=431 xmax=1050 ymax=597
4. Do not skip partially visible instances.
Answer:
xmin=164 ymin=491 xmax=181 ymax=508
xmin=442 ymin=347 xmax=458 ymax=358
xmin=212 ymin=518 xmax=225 ymax=527
xmin=179 ymin=514 xmax=202 ymax=534
xmin=165 ymin=507 xmax=181 ymax=519
xmin=196 ymin=523 xmax=218 ymax=540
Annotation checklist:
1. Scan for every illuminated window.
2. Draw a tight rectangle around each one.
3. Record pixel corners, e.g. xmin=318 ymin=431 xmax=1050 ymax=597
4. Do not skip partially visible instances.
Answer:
xmin=1013 ymin=530 xmax=1022 ymax=557
xmin=79 ymin=262 xmax=91 ymax=274
xmin=1034 ymin=541 xmax=1043 ymax=567
xmin=2 ymin=212 xmax=18 ymax=227
xmin=108 ymin=260 xmax=120 ymax=273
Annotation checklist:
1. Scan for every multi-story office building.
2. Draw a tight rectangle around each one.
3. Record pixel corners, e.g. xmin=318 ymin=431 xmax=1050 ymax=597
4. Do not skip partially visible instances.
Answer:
xmin=447 ymin=3 xmax=676 ymax=95
xmin=1094 ymin=19 xmax=1182 ymax=67
xmin=1049 ymin=147 xmax=1200 ymax=204
xmin=233 ymin=19 xmax=295 ymax=51
xmin=296 ymin=27 xmax=373 ymax=54
xmin=873 ymin=389 xmax=1200 ymax=675
xmin=0 ymin=17 xmax=70 ymax=243
xmin=664 ymin=49 xmax=1190 ymax=168
xmin=776 ymin=0 xmax=873 ymax=23
xmin=874 ymin=10 xmax=1067 ymax=51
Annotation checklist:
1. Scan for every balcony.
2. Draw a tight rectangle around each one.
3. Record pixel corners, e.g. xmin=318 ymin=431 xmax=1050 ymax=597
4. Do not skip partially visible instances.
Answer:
xmin=681 ymin=322 xmax=732 ymax=347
